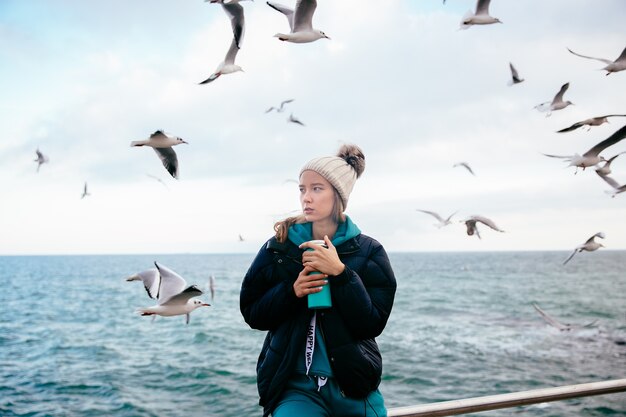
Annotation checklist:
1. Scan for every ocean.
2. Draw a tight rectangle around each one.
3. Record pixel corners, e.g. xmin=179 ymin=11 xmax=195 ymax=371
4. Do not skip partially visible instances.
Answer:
xmin=1 ymin=251 xmax=625 ymax=417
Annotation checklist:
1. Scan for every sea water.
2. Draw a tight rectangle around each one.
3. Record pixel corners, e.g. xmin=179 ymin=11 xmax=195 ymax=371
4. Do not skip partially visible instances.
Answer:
xmin=1 ymin=251 xmax=624 ymax=417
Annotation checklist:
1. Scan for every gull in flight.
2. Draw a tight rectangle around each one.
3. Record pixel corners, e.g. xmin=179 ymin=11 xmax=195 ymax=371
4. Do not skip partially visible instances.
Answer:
xmin=460 ymin=0 xmax=502 ymax=29
xmin=131 ymin=130 xmax=188 ymax=179
xmin=534 ymin=82 xmax=573 ymax=117
xmin=208 ymin=275 xmax=216 ymax=302
xmin=557 ymin=114 xmax=626 ymax=133
xmin=126 ymin=262 xmax=210 ymax=324
xmin=544 ymin=124 xmax=626 ymax=172
xmin=81 ymin=182 xmax=90 ymax=199
xmin=34 ymin=148 xmax=49 ymax=173
xmin=532 ymin=303 xmax=597 ymax=331
xmin=287 ymin=113 xmax=305 ymax=126
xmin=265 ymin=98 xmax=294 ymax=113
xmin=595 ymin=152 xmax=626 ymax=177
xmin=597 ymin=173 xmax=626 ymax=198
xmin=199 ymin=2 xmax=245 ymax=84
xmin=453 ymin=161 xmax=475 ymax=176
xmin=563 ymin=232 xmax=605 ymax=265
xmin=416 ymin=209 xmax=457 ymax=228
xmin=461 ymin=215 xmax=504 ymax=239
xmin=508 ymin=62 xmax=524 ymax=86
xmin=567 ymin=46 xmax=626 ymax=75
xmin=266 ymin=0 xmax=330 ymax=43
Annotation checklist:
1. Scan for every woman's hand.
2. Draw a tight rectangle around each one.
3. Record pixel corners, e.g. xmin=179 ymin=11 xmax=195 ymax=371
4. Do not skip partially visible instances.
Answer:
xmin=293 ymin=266 xmax=329 ymax=298
xmin=299 ymin=235 xmax=346 ymax=277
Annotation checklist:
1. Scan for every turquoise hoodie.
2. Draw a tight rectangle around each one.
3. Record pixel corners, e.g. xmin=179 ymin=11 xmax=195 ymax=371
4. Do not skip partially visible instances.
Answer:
xmin=288 ymin=216 xmax=361 ymax=378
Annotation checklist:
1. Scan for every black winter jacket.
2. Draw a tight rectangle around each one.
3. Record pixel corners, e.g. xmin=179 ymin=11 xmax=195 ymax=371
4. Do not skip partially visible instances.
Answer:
xmin=240 ymin=233 xmax=396 ymax=416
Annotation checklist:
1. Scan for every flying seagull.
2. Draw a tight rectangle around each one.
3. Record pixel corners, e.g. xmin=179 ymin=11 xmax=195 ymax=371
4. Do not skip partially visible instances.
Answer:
xmin=567 ymin=46 xmax=626 ymax=75
xmin=595 ymin=152 xmax=626 ymax=177
xmin=453 ymin=161 xmax=476 ymax=176
xmin=508 ymin=62 xmax=524 ymax=85
xmin=416 ymin=209 xmax=457 ymax=228
xmin=461 ymin=215 xmax=504 ymax=239
xmin=532 ymin=303 xmax=597 ymax=331
xmin=208 ymin=275 xmax=216 ymax=302
xmin=265 ymin=98 xmax=294 ymax=113
xmin=557 ymin=114 xmax=626 ymax=133
xmin=563 ymin=232 xmax=605 ymax=265
xmin=34 ymin=148 xmax=49 ymax=173
xmin=81 ymin=182 xmax=90 ymax=199
xmin=266 ymin=0 xmax=330 ymax=43
xmin=131 ymin=130 xmax=188 ymax=179
xmin=200 ymin=2 xmax=245 ymax=84
xmin=287 ymin=113 xmax=305 ymax=126
xmin=534 ymin=82 xmax=573 ymax=117
xmin=460 ymin=0 xmax=501 ymax=29
xmin=544 ymin=124 xmax=626 ymax=172
xmin=597 ymin=173 xmax=626 ymax=198
xmin=126 ymin=262 xmax=210 ymax=324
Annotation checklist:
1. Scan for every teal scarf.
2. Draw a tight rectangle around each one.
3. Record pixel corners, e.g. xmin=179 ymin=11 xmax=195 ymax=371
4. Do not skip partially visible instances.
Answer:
xmin=288 ymin=216 xmax=361 ymax=247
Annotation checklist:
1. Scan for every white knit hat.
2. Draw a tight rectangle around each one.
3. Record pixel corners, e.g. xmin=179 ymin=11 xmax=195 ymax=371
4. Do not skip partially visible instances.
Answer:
xmin=299 ymin=144 xmax=365 ymax=209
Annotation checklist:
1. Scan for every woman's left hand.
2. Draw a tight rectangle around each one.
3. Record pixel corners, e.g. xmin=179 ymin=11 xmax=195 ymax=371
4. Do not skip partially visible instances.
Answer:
xmin=299 ymin=235 xmax=346 ymax=276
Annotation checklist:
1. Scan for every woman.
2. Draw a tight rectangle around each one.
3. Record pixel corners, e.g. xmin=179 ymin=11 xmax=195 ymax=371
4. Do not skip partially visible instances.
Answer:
xmin=240 ymin=144 xmax=397 ymax=417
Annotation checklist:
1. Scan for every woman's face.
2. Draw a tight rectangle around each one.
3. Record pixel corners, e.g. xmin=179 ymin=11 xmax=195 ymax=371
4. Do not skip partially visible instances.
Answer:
xmin=299 ymin=170 xmax=336 ymax=223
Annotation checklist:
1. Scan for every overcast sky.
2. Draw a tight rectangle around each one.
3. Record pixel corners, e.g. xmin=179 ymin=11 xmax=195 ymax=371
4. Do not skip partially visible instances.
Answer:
xmin=1 ymin=0 xmax=625 ymax=255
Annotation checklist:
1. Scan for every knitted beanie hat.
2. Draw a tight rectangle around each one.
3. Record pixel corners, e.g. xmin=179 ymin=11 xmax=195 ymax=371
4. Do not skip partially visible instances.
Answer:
xmin=299 ymin=144 xmax=365 ymax=209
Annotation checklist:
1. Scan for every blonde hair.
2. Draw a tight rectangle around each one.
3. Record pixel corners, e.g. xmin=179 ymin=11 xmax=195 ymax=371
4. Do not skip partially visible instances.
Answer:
xmin=274 ymin=187 xmax=346 ymax=243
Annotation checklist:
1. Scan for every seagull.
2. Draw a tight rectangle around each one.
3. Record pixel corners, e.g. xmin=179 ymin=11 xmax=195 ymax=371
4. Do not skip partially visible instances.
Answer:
xmin=238 ymin=234 xmax=245 ymax=241
xmin=563 ymin=232 xmax=605 ymax=265
xmin=416 ymin=209 xmax=457 ymax=228
xmin=208 ymin=275 xmax=216 ymax=302
xmin=453 ymin=161 xmax=475 ymax=176
xmin=544 ymin=124 xmax=626 ymax=172
xmin=567 ymin=46 xmax=626 ymax=75
xmin=597 ymin=173 xmax=626 ymax=198
xmin=461 ymin=215 xmax=504 ymax=239
xmin=266 ymin=0 xmax=330 ymax=43
xmin=595 ymin=152 xmax=626 ymax=177
xmin=557 ymin=114 xmax=626 ymax=133
xmin=534 ymin=82 xmax=573 ymax=117
xmin=131 ymin=130 xmax=188 ymax=179
xmin=206 ymin=0 xmax=246 ymax=49
xmin=508 ymin=62 xmax=524 ymax=85
xmin=34 ymin=148 xmax=49 ymax=173
xmin=126 ymin=262 xmax=210 ymax=324
xmin=460 ymin=0 xmax=502 ymax=29
xmin=532 ymin=303 xmax=597 ymax=331
xmin=265 ymin=98 xmax=294 ymax=113
xmin=287 ymin=113 xmax=305 ymax=126
xmin=81 ymin=182 xmax=90 ymax=199
xmin=199 ymin=2 xmax=245 ymax=84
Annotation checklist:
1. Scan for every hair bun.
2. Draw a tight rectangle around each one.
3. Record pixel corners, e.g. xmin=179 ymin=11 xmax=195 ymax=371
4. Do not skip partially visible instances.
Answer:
xmin=337 ymin=144 xmax=365 ymax=178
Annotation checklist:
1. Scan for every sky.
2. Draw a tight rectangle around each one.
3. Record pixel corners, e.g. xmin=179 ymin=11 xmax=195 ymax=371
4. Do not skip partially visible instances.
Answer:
xmin=1 ymin=0 xmax=625 ymax=255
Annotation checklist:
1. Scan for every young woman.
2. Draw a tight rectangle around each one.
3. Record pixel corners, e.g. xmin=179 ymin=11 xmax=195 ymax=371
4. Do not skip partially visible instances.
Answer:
xmin=240 ymin=144 xmax=397 ymax=417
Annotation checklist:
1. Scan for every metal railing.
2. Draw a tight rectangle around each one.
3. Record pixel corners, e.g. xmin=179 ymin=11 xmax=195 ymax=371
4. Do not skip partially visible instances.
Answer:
xmin=388 ymin=378 xmax=626 ymax=417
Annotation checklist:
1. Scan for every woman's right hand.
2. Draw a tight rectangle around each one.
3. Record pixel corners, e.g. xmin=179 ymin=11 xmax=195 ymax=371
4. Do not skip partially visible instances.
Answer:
xmin=293 ymin=266 xmax=329 ymax=298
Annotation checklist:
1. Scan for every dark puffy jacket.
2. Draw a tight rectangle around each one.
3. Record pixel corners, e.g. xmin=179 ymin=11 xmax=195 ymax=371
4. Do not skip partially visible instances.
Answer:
xmin=240 ymin=233 xmax=396 ymax=417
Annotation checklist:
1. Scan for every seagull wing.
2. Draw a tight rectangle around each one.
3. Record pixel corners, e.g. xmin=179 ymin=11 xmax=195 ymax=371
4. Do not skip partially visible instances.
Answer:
xmin=584 ymin=124 xmax=626 ymax=158
xmin=543 ymin=153 xmax=572 ymax=160
xmin=585 ymin=232 xmax=605 ymax=244
xmin=265 ymin=106 xmax=276 ymax=113
xmin=567 ymin=47 xmax=613 ymax=65
xmin=416 ymin=209 xmax=445 ymax=223
xmin=224 ymin=37 xmax=240 ymax=65
xmin=153 ymin=147 xmax=179 ymax=179
xmin=161 ymin=285 xmax=204 ymax=306
xmin=126 ymin=268 xmax=161 ymax=299
xmin=154 ymin=262 xmax=188 ymax=305
xmin=222 ymin=3 xmax=245 ymax=49
xmin=533 ymin=303 xmax=571 ymax=331
xmin=475 ymin=0 xmax=491 ymax=15
xmin=557 ymin=121 xmax=584 ymax=133
xmin=473 ymin=215 xmax=504 ymax=232
xmin=293 ymin=0 xmax=316 ymax=32
xmin=267 ymin=1 xmax=295 ymax=31
xmin=509 ymin=62 xmax=522 ymax=83
xmin=279 ymin=98 xmax=294 ymax=109
xmin=553 ymin=82 xmax=569 ymax=104
xmin=597 ymin=172 xmax=622 ymax=189
xmin=615 ymin=46 xmax=626 ymax=63
xmin=562 ymin=249 xmax=578 ymax=265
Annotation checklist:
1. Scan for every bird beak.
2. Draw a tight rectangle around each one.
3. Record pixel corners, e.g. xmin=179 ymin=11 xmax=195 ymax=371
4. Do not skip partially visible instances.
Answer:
xmin=202 ymin=303 xmax=211 ymax=307
xmin=325 ymin=35 xmax=331 ymax=40
xmin=182 ymin=140 xmax=189 ymax=144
